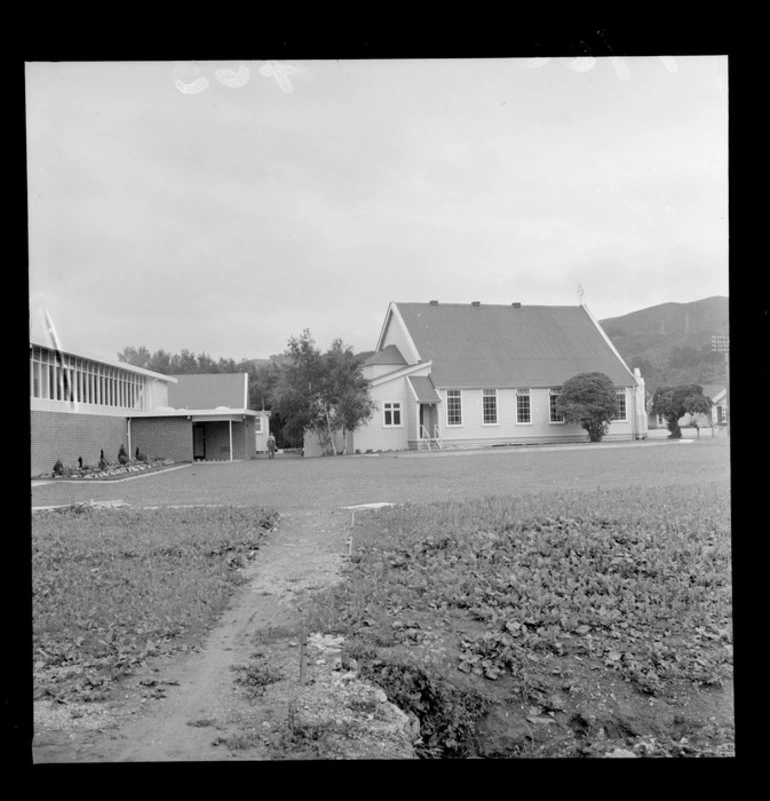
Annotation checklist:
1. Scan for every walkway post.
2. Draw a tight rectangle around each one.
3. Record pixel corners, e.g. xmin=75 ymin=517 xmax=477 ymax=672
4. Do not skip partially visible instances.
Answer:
xmin=228 ymin=419 xmax=233 ymax=461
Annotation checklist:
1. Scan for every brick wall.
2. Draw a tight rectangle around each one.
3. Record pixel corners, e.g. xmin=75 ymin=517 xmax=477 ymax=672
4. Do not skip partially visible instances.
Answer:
xmin=31 ymin=410 xmax=127 ymax=476
xmin=131 ymin=417 xmax=193 ymax=464
xmin=194 ymin=420 xmax=254 ymax=461
xmin=202 ymin=421 xmax=232 ymax=460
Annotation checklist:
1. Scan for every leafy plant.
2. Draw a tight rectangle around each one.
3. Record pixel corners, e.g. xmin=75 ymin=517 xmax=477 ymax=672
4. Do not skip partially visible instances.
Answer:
xmin=117 ymin=444 xmax=128 ymax=464
xmin=52 ymin=459 xmax=64 ymax=476
xmin=33 ymin=505 xmax=279 ymax=702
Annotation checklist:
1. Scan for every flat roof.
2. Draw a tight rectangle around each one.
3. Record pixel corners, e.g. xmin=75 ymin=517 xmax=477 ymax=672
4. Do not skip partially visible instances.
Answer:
xmin=128 ymin=408 xmax=259 ymax=418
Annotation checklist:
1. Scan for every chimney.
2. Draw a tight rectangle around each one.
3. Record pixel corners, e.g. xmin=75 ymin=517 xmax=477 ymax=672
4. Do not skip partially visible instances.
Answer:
xmin=512 ymin=302 xmax=521 ymax=308
xmin=471 ymin=301 xmax=481 ymax=307
xmin=429 ymin=300 xmax=439 ymax=306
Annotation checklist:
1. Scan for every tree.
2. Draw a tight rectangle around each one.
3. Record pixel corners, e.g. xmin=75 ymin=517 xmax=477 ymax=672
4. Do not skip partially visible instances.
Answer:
xmin=323 ymin=338 xmax=377 ymax=454
xmin=271 ymin=331 xmax=376 ymax=453
xmin=651 ymin=384 xmax=713 ymax=439
xmin=555 ymin=372 xmax=619 ymax=443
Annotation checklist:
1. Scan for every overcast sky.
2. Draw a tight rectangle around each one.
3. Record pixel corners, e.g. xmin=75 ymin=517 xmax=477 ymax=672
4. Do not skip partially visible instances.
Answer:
xmin=27 ymin=57 xmax=728 ymax=362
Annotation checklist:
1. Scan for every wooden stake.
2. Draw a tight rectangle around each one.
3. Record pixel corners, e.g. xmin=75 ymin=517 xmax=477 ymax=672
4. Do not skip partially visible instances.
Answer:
xmin=299 ymin=625 xmax=307 ymax=686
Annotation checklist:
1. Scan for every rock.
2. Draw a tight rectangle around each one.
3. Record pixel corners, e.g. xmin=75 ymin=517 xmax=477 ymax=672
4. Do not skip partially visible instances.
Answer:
xmin=605 ymin=748 xmax=637 ymax=758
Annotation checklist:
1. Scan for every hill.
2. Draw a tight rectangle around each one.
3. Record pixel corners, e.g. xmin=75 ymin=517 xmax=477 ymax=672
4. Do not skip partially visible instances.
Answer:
xmin=599 ymin=296 xmax=729 ymax=391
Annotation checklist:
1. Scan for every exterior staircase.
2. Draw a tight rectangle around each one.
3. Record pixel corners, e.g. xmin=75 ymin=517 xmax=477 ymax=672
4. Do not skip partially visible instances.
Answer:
xmin=419 ymin=425 xmax=442 ymax=451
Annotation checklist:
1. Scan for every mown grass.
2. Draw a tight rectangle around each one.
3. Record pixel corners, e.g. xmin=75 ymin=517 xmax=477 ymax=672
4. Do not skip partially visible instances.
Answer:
xmin=302 ymin=481 xmax=732 ymax=755
xmin=33 ymin=505 xmax=278 ymax=702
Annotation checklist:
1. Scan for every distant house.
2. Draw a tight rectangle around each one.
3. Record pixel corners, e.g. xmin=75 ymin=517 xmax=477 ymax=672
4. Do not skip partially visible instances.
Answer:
xmin=681 ymin=383 xmax=728 ymax=429
xmin=303 ymin=301 xmax=647 ymax=456
xmin=30 ymin=341 xmax=267 ymax=475
xmin=705 ymin=385 xmax=728 ymax=426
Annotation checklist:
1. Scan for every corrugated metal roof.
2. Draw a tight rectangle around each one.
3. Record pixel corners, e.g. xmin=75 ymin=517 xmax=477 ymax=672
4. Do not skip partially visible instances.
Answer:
xmin=394 ymin=303 xmax=635 ymax=388
xmin=407 ymin=375 xmax=441 ymax=403
xmin=363 ymin=344 xmax=407 ymax=366
xmin=168 ymin=373 xmax=247 ymax=410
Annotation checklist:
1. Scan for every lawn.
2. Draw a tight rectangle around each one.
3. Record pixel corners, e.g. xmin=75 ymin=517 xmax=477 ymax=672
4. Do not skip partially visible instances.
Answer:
xmin=299 ymin=480 xmax=733 ymax=758
xmin=31 ymin=438 xmax=730 ymax=511
xmin=32 ymin=505 xmax=278 ymax=703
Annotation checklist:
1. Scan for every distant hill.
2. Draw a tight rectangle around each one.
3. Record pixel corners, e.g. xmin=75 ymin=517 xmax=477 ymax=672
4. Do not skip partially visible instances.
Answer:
xmin=599 ymin=296 xmax=729 ymax=392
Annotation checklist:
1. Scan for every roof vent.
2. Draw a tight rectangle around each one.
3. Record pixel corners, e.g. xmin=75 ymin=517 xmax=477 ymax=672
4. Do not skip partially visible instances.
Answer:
xmin=512 ymin=302 xmax=521 ymax=308
xmin=471 ymin=301 xmax=481 ymax=307
xmin=429 ymin=300 xmax=439 ymax=306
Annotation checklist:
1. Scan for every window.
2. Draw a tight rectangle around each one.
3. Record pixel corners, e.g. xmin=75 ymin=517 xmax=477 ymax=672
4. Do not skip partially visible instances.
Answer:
xmin=446 ymin=390 xmax=462 ymax=426
xmin=614 ymin=388 xmax=627 ymax=421
xmin=516 ymin=388 xmax=531 ymax=423
xmin=549 ymin=387 xmax=564 ymax=423
xmin=482 ymin=389 xmax=498 ymax=425
xmin=383 ymin=402 xmax=402 ymax=427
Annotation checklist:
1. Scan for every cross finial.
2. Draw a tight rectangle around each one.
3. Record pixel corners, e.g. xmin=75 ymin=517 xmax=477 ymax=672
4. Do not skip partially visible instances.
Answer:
xmin=577 ymin=284 xmax=585 ymax=304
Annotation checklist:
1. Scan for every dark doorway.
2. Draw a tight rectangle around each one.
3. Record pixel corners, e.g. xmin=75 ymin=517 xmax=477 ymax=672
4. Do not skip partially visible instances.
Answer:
xmin=193 ymin=423 xmax=206 ymax=460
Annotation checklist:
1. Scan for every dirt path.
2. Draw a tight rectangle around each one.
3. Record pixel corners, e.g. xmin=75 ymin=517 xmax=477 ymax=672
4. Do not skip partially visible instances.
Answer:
xmin=33 ymin=508 xmax=351 ymax=763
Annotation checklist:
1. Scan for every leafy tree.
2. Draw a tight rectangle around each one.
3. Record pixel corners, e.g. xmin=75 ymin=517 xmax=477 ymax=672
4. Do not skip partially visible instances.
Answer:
xmin=323 ymin=338 xmax=377 ymax=454
xmin=651 ymin=384 xmax=713 ymax=439
xmin=116 ymin=346 xmax=152 ymax=369
xmin=272 ymin=331 xmax=376 ymax=453
xmin=555 ymin=372 xmax=619 ymax=442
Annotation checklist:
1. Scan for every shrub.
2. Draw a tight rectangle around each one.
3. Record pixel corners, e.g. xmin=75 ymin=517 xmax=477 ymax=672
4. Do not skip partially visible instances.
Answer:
xmin=555 ymin=372 xmax=618 ymax=442
xmin=118 ymin=444 xmax=128 ymax=465
xmin=53 ymin=459 xmax=64 ymax=476
xmin=98 ymin=449 xmax=107 ymax=471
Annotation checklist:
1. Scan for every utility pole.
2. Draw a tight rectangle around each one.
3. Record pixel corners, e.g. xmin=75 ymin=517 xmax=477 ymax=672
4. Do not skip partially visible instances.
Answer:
xmin=711 ymin=335 xmax=730 ymax=437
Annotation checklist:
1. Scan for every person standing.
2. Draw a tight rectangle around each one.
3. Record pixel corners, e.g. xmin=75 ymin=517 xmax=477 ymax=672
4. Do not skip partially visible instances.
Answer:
xmin=267 ymin=433 xmax=277 ymax=459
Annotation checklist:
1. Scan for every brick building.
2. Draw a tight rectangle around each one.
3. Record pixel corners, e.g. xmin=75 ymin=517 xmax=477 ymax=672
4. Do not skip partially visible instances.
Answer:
xmin=30 ymin=341 xmax=268 ymax=476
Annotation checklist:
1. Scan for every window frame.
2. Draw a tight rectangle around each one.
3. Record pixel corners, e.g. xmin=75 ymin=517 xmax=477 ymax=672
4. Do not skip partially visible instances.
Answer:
xmin=516 ymin=388 xmax=532 ymax=425
xmin=383 ymin=401 xmax=403 ymax=428
xmin=549 ymin=387 xmax=565 ymax=424
xmin=446 ymin=389 xmax=463 ymax=427
xmin=614 ymin=387 xmax=627 ymax=421
xmin=254 ymin=416 xmax=263 ymax=434
xmin=482 ymin=388 xmax=498 ymax=426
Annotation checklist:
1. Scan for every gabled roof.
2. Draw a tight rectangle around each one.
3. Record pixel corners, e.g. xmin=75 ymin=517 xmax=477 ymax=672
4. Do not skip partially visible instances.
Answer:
xmin=700 ymin=384 xmax=726 ymax=402
xmin=363 ymin=344 xmax=407 ymax=366
xmin=392 ymin=303 xmax=636 ymax=388
xmin=168 ymin=373 xmax=248 ymax=410
xmin=407 ymin=375 xmax=441 ymax=403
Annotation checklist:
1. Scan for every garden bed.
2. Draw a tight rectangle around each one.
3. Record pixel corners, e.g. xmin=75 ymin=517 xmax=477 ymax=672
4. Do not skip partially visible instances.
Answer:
xmin=300 ymin=482 xmax=733 ymax=758
xmin=33 ymin=505 xmax=279 ymax=704
xmin=36 ymin=458 xmax=179 ymax=481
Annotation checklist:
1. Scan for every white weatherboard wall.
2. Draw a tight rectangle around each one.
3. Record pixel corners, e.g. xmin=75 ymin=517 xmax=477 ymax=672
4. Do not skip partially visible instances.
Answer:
xmin=434 ymin=387 xmax=634 ymax=446
xmin=380 ymin=312 xmax=419 ymax=365
xmin=354 ymin=377 xmax=410 ymax=452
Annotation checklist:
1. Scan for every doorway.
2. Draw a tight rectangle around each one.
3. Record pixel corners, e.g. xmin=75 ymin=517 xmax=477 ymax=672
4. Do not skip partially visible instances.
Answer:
xmin=193 ymin=423 xmax=206 ymax=460
xmin=419 ymin=404 xmax=437 ymax=438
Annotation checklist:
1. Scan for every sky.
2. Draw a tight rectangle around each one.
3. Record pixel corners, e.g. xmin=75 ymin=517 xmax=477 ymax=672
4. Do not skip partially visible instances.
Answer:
xmin=26 ymin=57 xmax=728 ymax=363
